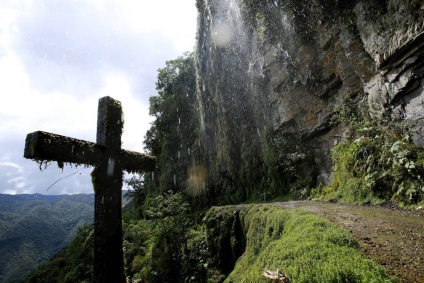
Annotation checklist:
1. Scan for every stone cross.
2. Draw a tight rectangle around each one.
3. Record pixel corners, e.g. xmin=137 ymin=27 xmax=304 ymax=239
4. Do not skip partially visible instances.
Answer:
xmin=24 ymin=96 xmax=155 ymax=283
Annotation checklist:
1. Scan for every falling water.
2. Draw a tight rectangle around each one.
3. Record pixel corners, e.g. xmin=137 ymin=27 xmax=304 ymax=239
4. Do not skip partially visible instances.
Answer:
xmin=194 ymin=0 xmax=303 ymax=203
xmin=196 ymin=0 xmax=250 ymax=136
xmin=208 ymin=0 xmax=247 ymax=48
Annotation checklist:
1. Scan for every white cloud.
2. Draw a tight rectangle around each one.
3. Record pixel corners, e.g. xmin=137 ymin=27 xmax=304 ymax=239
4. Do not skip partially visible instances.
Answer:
xmin=96 ymin=70 xmax=154 ymax=151
xmin=0 ymin=0 xmax=197 ymax=195
xmin=0 ymin=156 xmax=28 ymax=192
xmin=0 ymin=161 xmax=22 ymax=171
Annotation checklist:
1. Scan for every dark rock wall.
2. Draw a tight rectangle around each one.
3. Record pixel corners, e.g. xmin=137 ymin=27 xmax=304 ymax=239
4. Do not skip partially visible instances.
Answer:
xmin=194 ymin=0 xmax=424 ymax=198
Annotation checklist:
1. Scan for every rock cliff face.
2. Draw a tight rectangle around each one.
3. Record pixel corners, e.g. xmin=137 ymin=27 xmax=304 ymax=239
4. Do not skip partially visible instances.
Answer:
xmin=194 ymin=0 xmax=424 ymax=200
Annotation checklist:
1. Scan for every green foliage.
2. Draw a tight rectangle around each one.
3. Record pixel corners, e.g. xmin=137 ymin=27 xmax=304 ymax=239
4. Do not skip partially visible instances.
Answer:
xmin=225 ymin=205 xmax=393 ymax=283
xmin=145 ymin=52 xmax=199 ymax=194
xmin=25 ymin=223 xmax=93 ymax=283
xmin=123 ymin=190 xmax=208 ymax=283
xmin=182 ymin=227 xmax=209 ymax=283
xmin=124 ymin=175 xmax=148 ymax=218
xmin=263 ymin=131 xmax=316 ymax=201
xmin=314 ymin=102 xmax=424 ymax=205
xmin=122 ymin=218 xmax=153 ymax=280
xmin=144 ymin=190 xmax=189 ymax=219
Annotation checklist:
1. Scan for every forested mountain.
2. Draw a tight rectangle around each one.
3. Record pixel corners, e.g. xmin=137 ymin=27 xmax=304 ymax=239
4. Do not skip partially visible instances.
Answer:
xmin=0 ymin=193 xmax=94 ymax=283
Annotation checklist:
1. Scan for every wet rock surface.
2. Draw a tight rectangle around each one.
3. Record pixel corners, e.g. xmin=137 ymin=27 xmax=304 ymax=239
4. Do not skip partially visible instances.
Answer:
xmin=195 ymin=0 xmax=424 ymax=189
xmin=276 ymin=201 xmax=424 ymax=282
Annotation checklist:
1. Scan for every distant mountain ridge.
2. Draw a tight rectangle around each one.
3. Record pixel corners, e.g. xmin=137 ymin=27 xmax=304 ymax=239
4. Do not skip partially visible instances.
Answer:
xmin=0 ymin=193 xmax=95 ymax=283
xmin=0 ymin=193 xmax=92 ymax=211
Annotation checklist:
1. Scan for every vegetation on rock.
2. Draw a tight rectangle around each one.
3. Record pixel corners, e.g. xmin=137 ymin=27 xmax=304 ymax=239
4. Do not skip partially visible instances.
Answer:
xmin=313 ymin=101 xmax=424 ymax=206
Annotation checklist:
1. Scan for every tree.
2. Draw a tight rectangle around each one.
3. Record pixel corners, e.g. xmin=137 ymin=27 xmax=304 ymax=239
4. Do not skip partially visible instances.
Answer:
xmin=144 ymin=52 xmax=199 ymax=194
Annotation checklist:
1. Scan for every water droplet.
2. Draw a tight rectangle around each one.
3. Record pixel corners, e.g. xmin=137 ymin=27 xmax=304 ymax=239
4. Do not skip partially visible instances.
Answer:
xmin=152 ymin=172 xmax=155 ymax=180
xmin=107 ymin=158 xmax=115 ymax=176
xmin=178 ymin=151 xmax=181 ymax=159
xmin=203 ymin=84 xmax=206 ymax=92
xmin=71 ymin=145 xmax=74 ymax=153
xmin=102 ymin=196 xmax=104 ymax=204
xmin=179 ymin=118 xmax=181 ymax=124
xmin=173 ymin=174 xmax=177 ymax=186
xmin=257 ymin=128 xmax=261 ymax=137
xmin=188 ymin=147 xmax=191 ymax=155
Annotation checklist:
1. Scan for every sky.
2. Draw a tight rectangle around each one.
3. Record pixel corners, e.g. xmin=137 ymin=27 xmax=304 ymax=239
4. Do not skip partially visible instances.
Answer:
xmin=0 ymin=0 xmax=197 ymax=195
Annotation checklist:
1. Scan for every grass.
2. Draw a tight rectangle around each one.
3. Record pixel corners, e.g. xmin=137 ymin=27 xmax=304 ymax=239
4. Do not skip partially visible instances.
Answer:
xmin=224 ymin=205 xmax=393 ymax=283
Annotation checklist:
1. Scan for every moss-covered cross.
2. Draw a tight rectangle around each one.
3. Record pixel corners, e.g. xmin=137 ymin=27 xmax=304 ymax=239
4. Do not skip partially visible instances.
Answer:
xmin=24 ymin=96 xmax=155 ymax=283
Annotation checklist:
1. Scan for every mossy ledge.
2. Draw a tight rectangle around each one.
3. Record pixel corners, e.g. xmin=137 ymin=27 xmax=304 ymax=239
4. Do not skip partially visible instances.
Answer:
xmin=204 ymin=204 xmax=393 ymax=283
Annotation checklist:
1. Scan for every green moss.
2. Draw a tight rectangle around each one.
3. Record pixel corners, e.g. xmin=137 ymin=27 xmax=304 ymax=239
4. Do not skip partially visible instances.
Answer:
xmin=255 ymin=12 xmax=267 ymax=42
xmin=225 ymin=205 xmax=393 ymax=283
xmin=203 ymin=206 xmax=244 ymax=280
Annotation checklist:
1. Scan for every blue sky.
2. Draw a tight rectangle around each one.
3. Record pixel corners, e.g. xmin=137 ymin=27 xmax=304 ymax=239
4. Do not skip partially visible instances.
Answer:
xmin=0 ymin=0 xmax=197 ymax=195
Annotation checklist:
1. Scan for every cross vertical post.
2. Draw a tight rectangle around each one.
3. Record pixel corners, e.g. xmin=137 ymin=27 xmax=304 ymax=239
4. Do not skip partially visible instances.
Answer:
xmin=92 ymin=97 xmax=125 ymax=283
xmin=23 ymin=96 xmax=156 ymax=283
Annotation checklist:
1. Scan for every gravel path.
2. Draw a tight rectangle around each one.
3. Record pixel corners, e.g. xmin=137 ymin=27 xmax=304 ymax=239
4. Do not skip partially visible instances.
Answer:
xmin=273 ymin=201 xmax=424 ymax=283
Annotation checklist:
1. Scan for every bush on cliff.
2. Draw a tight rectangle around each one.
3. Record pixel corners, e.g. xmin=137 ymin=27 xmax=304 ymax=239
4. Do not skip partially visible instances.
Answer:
xmin=313 ymin=102 xmax=424 ymax=206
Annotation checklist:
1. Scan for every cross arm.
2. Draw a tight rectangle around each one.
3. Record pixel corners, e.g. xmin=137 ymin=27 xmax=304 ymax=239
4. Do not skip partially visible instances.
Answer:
xmin=120 ymin=149 xmax=156 ymax=173
xmin=24 ymin=131 xmax=156 ymax=172
xmin=24 ymin=131 xmax=98 ymax=166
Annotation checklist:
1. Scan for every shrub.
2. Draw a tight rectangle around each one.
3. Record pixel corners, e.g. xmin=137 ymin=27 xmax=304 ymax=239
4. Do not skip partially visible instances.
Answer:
xmin=314 ymin=102 xmax=424 ymax=205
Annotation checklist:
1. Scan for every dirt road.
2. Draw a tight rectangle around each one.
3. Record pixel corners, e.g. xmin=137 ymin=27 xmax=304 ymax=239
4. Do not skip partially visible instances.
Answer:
xmin=274 ymin=201 xmax=424 ymax=283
